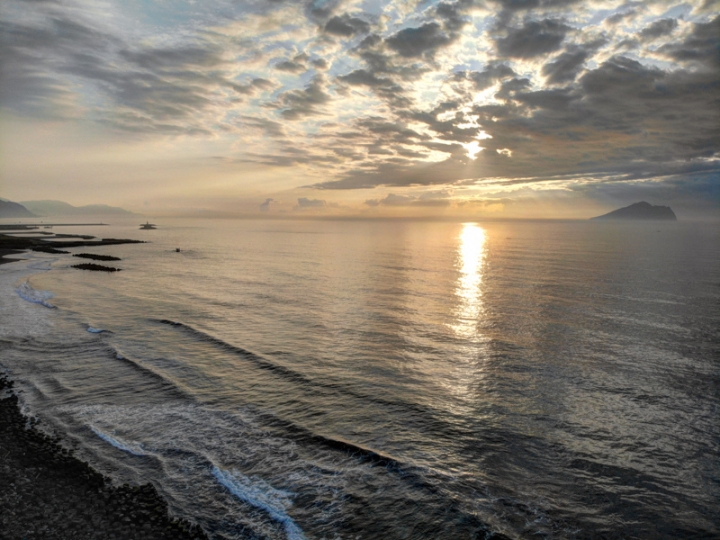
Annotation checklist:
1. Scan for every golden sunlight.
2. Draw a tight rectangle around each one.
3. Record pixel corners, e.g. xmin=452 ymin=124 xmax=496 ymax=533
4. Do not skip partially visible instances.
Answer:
xmin=451 ymin=223 xmax=487 ymax=338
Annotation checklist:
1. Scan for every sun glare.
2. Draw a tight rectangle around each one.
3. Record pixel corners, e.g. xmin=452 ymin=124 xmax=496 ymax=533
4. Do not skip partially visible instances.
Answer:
xmin=462 ymin=141 xmax=483 ymax=160
xmin=451 ymin=223 xmax=487 ymax=338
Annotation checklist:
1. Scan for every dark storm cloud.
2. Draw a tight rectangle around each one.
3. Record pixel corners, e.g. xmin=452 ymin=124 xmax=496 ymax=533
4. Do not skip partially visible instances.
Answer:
xmin=385 ymin=23 xmax=453 ymax=58
xmin=495 ymin=19 xmax=571 ymax=58
xmin=324 ymin=14 xmax=371 ymax=36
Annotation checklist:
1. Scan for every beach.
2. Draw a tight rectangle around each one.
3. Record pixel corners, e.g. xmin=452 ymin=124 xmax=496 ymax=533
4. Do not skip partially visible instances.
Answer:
xmin=0 ymin=375 xmax=208 ymax=540
xmin=0 ymin=233 xmax=210 ymax=539
xmin=0 ymin=237 xmax=210 ymax=539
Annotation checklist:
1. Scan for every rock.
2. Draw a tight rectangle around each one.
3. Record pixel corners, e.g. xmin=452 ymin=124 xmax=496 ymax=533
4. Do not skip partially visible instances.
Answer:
xmin=591 ymin=201 xmax=677 ymax=220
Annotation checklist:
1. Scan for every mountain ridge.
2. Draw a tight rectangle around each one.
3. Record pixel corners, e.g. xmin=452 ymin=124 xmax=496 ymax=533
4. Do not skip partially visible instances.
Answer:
xmin=20 ymin=200 xmax=138 ymax=217
xmin=0 ymin=199 xmax=38 ymax=218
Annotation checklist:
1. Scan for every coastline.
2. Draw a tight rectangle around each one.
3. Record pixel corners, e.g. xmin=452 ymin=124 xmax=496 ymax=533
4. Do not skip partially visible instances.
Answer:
xmin=0 ymin=244 xmax=212 ymax=539
xmin=0 ymin=374 xmax=209 ymax=540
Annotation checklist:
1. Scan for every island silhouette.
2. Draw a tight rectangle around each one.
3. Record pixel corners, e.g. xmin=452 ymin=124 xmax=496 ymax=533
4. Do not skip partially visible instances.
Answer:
xmin=591 ymin=201 xmax=677 ymax=221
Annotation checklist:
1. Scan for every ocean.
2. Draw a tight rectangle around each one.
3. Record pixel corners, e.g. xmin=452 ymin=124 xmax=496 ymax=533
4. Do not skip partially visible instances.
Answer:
xmin=1 ymin=218 xmax=718 ymax=539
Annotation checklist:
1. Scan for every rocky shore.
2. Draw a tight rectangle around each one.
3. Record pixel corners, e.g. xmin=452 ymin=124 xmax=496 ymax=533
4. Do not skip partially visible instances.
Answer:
xmin=0 ymin=230 xmax=141 ymax=268
xmin=0 ymin=375 xmax=210 ymax=540
xmin=71 ymin=263 xmax=122 ymax=272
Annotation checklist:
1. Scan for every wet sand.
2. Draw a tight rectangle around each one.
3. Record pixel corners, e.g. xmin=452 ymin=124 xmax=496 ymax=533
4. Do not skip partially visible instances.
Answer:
xmin=0 ymin=375 xmax=210 ymax=540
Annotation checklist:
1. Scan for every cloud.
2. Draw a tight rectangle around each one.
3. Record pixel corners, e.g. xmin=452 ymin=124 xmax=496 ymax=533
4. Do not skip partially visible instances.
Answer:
xmin=604 ymin=8 xmax=640 ymax=26
xmin=495 ymin=19 xmax=571 ymax=58
xmin=294 ymin=197 xmax=327 ymax=210
xmin=542 ymin=49 xmax=589 ymax=83
xmin=338 ymin=69 xmax=389 ymax=87
xmin=456 ymin=63 xmax=516 ymax=91
xmin=259 ymin=198 xmax=274 ymax=211
xmin=233 ymin=78 xmax=275 ymax=95
xmin=275 ymin=53 xmax=309 ymax=73
xmin=311 ymin=58 xmax=329 ymax=70
xmin=240 ymin=116 xmax=286 ymax=137
xmin=639 ymin=18 xmax=678 ymax=41
xmin=364 ymin=192 xmax=452 ymax=207
xmin=657 ymin=15 xmax=720 ymax=67
xmin=439 ymin=1 xmax=474 ymax=28
xmin=2 ymin=0 xmax=718 ymax=219
xmin=385 ymin=23 xmax=453 ymax=58
xmin=273 ymin=75 xmax=331 ymax=119
xmin=275 ymin=60 xmax=305 ymax=73
xmin=314 ymin=47 xmax=720 ymax=191
xmin=324 ymin=14 xmax=370 ymax=37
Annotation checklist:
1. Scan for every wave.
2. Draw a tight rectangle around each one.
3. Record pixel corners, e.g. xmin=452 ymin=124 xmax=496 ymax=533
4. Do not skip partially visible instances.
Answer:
xmin=87 ymin=326 xmax=109 ymax=334
xmin=211 ymin=466 xmax=306 ymax=540
xmin=106 ymin=346 xmax=189 ymax=400
xmin=154 ymin=319 xmax=450 ymax=429
xmin=155 ymin=319 xmax=315 ymax=388
xmin=90 ymin=425 xmax=147 ymax=456
xmin=16 ymin=281 xmax=55 ymax=308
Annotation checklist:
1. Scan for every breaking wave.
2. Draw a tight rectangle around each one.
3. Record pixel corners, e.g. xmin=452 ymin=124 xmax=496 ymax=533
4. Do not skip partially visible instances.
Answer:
xmin=212 ymin=466 xmax=306 ymax=540
xmin=16 ymin=281 xmax=55 ymax=308
xmin=90 ymin=425 xmax=147 ymax=456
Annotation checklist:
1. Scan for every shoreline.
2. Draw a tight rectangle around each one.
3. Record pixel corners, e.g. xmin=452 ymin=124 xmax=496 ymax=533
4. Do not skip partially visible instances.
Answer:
xmin=0 ymin=373 xmax=210 ymax=540
xmin=0 ymin=244 xmax=213 ymax=539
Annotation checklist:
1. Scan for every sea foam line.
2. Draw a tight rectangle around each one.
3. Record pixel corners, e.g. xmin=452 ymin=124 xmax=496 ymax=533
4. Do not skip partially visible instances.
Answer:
xmin=212 ymin=466 xmax=306 ymax=540
xmin=16 ymin=281 xmax=55 ymax=308
xmin=90 ymin=425 xmax=146 ymax=456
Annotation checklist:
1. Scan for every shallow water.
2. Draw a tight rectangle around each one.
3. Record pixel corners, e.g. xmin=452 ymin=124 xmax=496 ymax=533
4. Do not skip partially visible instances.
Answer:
xmin=1 ymin=218 xmax=718 ymax=539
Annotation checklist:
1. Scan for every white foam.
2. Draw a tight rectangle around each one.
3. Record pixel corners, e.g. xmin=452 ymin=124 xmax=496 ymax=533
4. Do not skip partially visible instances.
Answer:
xmin=16 ymin=281 xmax=55 ymax=308
xmin=212 ymin=466 xmax=306 ymax=540
xmin=91 ymin=425 xmax=146 ymax=456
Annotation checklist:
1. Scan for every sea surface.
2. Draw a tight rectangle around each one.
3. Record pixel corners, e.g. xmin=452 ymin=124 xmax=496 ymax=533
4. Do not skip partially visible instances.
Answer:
xmin=1 ymin=218 xmax=718 ymax=539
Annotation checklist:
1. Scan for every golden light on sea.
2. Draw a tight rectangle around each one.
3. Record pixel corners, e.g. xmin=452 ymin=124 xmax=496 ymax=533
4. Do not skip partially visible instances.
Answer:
xmin=451 ymin=223 xmax=487 ymax=339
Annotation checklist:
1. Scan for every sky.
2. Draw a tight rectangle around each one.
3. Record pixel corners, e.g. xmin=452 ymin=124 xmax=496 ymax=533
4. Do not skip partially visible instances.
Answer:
xmin=0 ymin=0 xmax=718 ymax=219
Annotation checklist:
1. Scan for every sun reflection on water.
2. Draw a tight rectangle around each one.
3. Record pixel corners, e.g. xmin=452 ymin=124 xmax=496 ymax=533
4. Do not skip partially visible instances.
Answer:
xmin=451 ymin=223 xmax=487 ymax=339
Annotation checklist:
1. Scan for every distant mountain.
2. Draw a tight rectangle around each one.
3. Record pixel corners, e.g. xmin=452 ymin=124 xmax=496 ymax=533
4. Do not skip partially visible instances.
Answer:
xmin=591 ymin=202 xmax=677 ymax=221
xmin=0 ymin=198 xmax=37 ymax=218
xmin=20 ymin=200 xmax=137 ymax=217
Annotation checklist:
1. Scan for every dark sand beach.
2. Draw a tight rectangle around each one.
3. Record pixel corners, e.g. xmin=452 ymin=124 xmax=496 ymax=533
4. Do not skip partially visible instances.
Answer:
xmin=0 ymin=232 xmax=209 ymax=538
xmin=0 ymin=374 xmax=209 ymax=540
